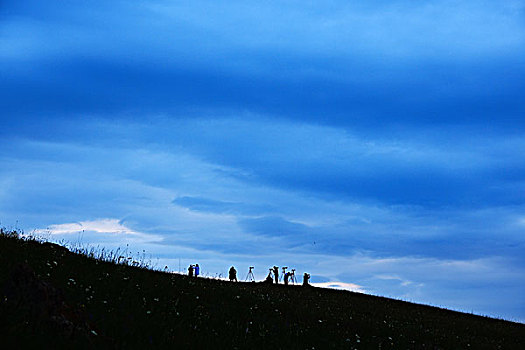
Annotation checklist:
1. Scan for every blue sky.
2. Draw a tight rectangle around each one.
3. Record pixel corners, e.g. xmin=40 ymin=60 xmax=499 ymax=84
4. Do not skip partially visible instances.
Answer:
xmin=1 ymin=0 xmax=525 ymax=321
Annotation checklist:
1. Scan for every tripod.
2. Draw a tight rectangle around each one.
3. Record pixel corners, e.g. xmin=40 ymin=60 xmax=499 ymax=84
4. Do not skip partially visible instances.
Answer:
xmin=290 ymin=269 xmax=297 ymax=285
xmin=245 ymin=267 xmax=255 ymax=282
xmin=280 ymin=266 xmax=288 ymax=282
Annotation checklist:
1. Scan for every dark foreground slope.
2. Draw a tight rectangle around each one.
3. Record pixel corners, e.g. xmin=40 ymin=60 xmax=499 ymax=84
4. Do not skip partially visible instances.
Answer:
xmin=1 ymin=232 xmax=524 ymax=349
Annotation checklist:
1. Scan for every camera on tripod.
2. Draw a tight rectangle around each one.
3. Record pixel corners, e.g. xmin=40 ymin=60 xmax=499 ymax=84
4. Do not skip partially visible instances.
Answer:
xmin=245 ymin=266 xmax=255 ymax=282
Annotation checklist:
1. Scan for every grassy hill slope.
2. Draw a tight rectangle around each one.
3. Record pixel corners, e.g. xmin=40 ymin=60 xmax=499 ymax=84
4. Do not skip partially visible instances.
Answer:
xmin=1 ymin=230 xmax=524 ymax=349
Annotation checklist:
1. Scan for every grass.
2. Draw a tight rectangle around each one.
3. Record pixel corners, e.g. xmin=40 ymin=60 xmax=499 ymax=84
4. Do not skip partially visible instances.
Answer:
xmin=1 ymin=228 xmax=524 ymax=349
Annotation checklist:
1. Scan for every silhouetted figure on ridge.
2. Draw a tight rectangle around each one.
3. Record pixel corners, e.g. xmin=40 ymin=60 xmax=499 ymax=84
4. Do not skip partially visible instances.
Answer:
xmin=229 ymin=266 xmax=237 ymax=282
xmin=272 ymin=266 xmax=279 ymax=284
xmin=188 ymin=264 xmax=194 ymax=277
xmin=264 ymin=270 xmax=274 ymax=284
xmin=284 ymin=271 xmax=290 ymax=285
xmin=303 ymin=273 xmax=310 ymax=286
xmin=195 ymin=264 xmax=200 ymax=277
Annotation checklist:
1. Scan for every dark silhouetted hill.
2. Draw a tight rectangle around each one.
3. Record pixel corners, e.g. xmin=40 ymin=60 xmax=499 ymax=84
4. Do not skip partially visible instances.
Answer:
xmin=1 ymin=229 xmax=524 ymax=349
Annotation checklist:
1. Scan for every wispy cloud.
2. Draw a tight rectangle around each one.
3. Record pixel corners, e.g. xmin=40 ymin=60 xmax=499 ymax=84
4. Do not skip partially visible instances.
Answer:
xmin=6 ymin=0 xmax=521 ymax=61
xmin=312 ymin=281 xmax=367 ymax=293
xmin=34 ymin=218 xmax=163 ymax=243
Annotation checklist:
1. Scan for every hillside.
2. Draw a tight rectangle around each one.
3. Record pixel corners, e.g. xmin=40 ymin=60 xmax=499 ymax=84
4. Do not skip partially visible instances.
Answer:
xmin=1 ymin=230 xmax=524 ymax=349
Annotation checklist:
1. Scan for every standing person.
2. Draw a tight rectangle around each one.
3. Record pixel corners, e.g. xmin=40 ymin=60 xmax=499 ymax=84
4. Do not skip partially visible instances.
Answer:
xmin=284 ymin=271 xmax=290 ymax=285
xmin=303 ymin=273 xmax=310 ymax=286
xmin=229 ymin=266 xmax=237 ymax=282
xmin=195 ymin=264 xmax=200 ymax=277
xmin=272 ymin=266 xmax=279 ymax=284
xmin=188 ymin=264 xmax=194 ymax=277
xmin=265 ymin=270 xmax=273 ymax=283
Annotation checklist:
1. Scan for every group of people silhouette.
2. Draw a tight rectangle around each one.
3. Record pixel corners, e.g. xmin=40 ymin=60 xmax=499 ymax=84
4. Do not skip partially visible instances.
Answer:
xmin=227 ymin=265 xmax=310 ymax=286
xmin=187 ymin=263 xmax=200 ymax=277
xmin=188 ymin=264 xmax=310 ymax=286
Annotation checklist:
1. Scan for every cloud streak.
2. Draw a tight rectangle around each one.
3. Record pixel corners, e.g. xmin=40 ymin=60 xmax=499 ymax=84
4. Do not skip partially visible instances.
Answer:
xmin=34 ymin=218 xmax=164 ymax=243
xmin=311 ymin=282 xmax=367 ymax=293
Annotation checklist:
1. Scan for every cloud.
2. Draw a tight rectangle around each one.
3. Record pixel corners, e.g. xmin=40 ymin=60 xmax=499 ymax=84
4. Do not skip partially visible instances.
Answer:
xmin=2 ymin=134 xmax=524 ymax=262
xmin=373 ymin=274 xmax=424 ymax=288
xmin=33 ymin=218 xmax=164 ymax=243
xmin=4 ymin=0 xmax=523 ymax=62
xmin=173 ymin=197 xmax=239 ymax=214
xmin=172 ymin=196 xmax=273 ymax=216
xmin=2 ymin=1 xmax=524 ymax=132
xmin=311 ymin=281 xmax=367 ymax=293
xmin=238 ymin=216 xmax=313 ymax=239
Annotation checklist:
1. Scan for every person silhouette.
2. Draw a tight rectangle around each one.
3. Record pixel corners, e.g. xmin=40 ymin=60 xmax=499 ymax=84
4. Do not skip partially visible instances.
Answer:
xmin=195 ymin=264 xmax=200 ymax=277
xmin=303 ymin=272 xmax=310 ymax=286
xmin=229 ymin=266 xmax=237 ymax=282
xmin=265 ymin=270 xmax=274 ymax=284
xmin=188 ymin=264 xmax=194 ymax=277
xmin=284 ymin=271 xmax=290 ymax=285
xmin=272 ymin=266 xmax=279 ymax=284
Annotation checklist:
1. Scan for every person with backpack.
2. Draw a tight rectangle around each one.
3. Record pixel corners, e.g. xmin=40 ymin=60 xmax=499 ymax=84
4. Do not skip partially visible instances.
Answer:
xmin=229 ymin=266 xmax=238 ymax=282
